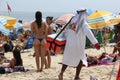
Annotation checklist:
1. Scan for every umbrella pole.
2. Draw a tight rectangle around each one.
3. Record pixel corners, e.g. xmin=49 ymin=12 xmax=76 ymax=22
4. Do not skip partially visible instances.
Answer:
xmin=108 ymin=61 xmax=116 ymax=80
xmin=53 ymin=16 xmax=73 ymax=40
xmin=100 ymin=29 xmax=106 ymax=52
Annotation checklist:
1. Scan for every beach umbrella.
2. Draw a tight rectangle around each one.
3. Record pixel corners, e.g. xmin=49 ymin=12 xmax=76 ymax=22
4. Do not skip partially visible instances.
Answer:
xmin=87 ymin=11 xmax=120 ymax=29
xmin=23 ymin=20 xmax=34 ymax=29
xmin=0 ymin=16 xmax=7 ymax=25
xmin=87 ymin=9 xmax=94 ymax=16
xmin=3 ymin=16 xmax=16 ymax=29
xmin=88 ymin=11 xmax=119 ymax=52
xmin=55 ymin=13 xmax=74 ymax=25
xmin=0 ymin=15 xmax=16 ymax=29
xmin=0 ymin=23 xmax=9 ymax=35
xmin=23 ymin=18 xmax=45 ymax=28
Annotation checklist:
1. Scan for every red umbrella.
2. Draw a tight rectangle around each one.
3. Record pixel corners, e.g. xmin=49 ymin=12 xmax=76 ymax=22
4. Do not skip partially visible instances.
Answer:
xmin=55 ymin=13 xmax=74 ymax=24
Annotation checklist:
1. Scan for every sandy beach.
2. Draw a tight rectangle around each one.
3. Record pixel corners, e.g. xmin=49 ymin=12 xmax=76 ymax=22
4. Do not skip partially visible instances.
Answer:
xmin=0 ymin=43 xmax=119 ymax=80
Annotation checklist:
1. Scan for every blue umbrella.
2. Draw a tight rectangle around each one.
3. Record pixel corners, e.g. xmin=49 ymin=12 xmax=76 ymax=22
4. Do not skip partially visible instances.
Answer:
xmin=87 ymin=9 xmax=94 ymax=16
xmin=0 ymin=23 xmax=9 ymax=35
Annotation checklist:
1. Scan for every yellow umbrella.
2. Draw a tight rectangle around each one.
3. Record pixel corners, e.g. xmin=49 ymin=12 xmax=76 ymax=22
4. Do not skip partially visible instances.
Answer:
xmin=2 ymin=16 xmax=16 ymax=29
xmin=88 ymin=11 xmax=120 ymax=29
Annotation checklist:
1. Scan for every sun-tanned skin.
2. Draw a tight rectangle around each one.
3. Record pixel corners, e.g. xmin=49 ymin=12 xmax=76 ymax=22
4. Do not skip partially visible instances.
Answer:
xmin=31 ymin=19 xmax=47 ymax=72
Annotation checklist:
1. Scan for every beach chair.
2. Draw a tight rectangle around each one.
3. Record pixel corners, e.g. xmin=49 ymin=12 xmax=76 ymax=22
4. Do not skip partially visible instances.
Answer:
xmin=23 ymin=36 xmax=34 ymax=51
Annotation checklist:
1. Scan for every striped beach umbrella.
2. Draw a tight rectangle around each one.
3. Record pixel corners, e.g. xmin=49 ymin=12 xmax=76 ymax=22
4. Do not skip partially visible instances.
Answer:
xmin=3 ymin=17 xmax=16 ymax=29
xmin=0 ymin=16 xmax=7 ymax=25
xmin=87 ymin=11 xmax=120 ymax=29
xmin=0 ymin=23 xmax=9 ymax=35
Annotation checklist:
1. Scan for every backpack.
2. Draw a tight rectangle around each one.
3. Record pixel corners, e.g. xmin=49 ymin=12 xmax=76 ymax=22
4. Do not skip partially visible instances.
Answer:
xmin=0 ymin=67 xmax=5 ymax=74
xmin=4 ymin=43 xmax=10 ymax=52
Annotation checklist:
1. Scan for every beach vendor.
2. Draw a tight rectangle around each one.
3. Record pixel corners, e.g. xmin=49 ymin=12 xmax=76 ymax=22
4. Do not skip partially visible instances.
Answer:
xmin=31 ymin=11 xmax=47 ymax=72
xmin=58 ymin=8 xmax=100 ymax=80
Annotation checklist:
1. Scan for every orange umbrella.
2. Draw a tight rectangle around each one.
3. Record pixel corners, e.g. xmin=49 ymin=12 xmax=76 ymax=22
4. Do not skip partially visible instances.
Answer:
xmin=55 ymin=13 xmax=74 ymax=24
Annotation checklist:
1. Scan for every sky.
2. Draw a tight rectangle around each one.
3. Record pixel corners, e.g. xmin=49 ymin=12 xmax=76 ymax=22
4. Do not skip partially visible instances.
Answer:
xmin=0 ymin=0 xmax=120 ymax=13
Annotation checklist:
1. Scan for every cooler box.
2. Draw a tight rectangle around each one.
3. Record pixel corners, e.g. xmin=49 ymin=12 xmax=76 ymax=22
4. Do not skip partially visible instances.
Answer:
xmin=46 ymin=34 xmax=66 ymax=54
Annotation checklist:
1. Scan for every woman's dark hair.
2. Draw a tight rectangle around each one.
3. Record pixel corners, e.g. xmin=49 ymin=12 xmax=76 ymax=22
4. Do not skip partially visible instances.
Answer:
xmin=46 ymin=16 xmax=53 ymax=21
xmin=13 ymin=46 xmax=22 ymax=66
xmin=35 ymin=11 xmax=42 ymax=28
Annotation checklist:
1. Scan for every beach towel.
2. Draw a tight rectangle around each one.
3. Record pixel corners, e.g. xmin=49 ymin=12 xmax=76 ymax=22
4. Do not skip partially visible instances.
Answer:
xmin=90 ymin=75 xmax=99 ymax=80
xmin=87 ymin=55 xmax=114 ymax=67
xmin=13 ymin=66 xmax=25 ymax=72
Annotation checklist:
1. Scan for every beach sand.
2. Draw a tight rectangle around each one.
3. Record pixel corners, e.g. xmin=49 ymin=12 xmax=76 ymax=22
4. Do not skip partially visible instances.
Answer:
xmin=0 ymin=43 xmax=119 ymax=80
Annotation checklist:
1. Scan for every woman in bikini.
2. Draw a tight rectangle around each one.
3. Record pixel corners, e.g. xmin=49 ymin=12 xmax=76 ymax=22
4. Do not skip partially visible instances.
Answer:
xmin=31 ymin=11 xmax=47 ymax=72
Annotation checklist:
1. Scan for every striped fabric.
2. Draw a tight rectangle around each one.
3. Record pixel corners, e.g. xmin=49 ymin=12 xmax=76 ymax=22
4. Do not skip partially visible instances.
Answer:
xmin=88 ymin=14 xmax=116 ymax=23
xmin=87 ymin=11 xmax=120 ymax=29
xmin=0 ymin=16 xmax=7 ymax=25
xmin=0 ymin=23 xmax=9 ymax=35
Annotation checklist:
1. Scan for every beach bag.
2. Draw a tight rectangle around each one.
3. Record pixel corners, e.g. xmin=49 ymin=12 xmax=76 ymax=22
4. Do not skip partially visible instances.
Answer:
xmin=0 ymin=67 xmax=5 ymax=74
xmin=4 ymin=43 xmax=10 ymax=52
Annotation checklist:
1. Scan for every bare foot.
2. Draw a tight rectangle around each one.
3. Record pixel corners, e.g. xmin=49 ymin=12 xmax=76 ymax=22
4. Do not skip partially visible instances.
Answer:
xmin=48 ymin=66 xmax=50 ymax=68
xmin=39 ymin=69 xmax=43 ymax=72
xmin=45 ymin=66 xmax=48 ymax=69
xmin=36 ymin=68 xmax=43 ymax=72
xmin=36 ymin=69 xmax=40 ymax=72
xmin=58 ymin=74 xmax=63 ymax=80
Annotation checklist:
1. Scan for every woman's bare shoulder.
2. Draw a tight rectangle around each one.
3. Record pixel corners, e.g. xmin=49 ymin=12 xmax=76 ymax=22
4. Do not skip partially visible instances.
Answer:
xmin=31 ymin=21 xmax=36 ymax=26
xmin=42 ymin=22 xmax=46 ymax=25
xmin=42 ymin=22 xmax=47 ymax=28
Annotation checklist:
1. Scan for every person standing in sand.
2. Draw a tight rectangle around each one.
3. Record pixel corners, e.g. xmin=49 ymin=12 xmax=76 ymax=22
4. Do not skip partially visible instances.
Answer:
xmin=58 ymin=8 xmax=100 ymax=80
xmin=31 ymin=11 xmax=47 ymax=72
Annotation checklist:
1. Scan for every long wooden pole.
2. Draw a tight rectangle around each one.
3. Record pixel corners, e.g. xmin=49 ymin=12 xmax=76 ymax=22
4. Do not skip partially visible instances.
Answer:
xmin=49 ymin=16 xmax=74 ymax=51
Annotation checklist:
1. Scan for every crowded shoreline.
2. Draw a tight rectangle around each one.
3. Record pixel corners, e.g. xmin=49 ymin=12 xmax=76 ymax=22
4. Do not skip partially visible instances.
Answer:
xmin=0 ymin=44 xmax=119 ymax=80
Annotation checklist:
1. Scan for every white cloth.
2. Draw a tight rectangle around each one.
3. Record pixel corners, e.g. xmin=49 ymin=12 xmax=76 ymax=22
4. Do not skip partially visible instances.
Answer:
xmin=62 ymin=9 xmax=98 ymax=67
xmin=62 ymin=29 xmax=81 ymax=67
xmin=76 ymin=22 xmax=98 ymax=66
